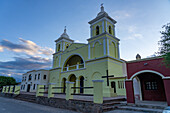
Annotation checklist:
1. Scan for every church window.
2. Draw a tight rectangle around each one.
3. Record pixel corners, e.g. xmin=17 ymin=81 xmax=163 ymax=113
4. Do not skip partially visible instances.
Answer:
xmin=44 ymin=75 xmax=47 ymax=80
xmin=109 ymin=26 xmax=112 ymax=34
xmin=145 ymin=81 xmax=158 ymax=90
xmin=118 ymin=81 xmax=124 ymax=89
xmin=28 ymin=74 xmax=32 ymax=81
xmin=35 ymin=74 xmax=37 ymax=80
xmin=38 ymin=74 xmax=40 ymax=80
xmin=58 ymin=44 xmax=60 ymax=51
xmin=66 ymin=44 xmax=69 ymax=48
xmin=33 ymin=84 xmax=35 ymax=90
xmin=96 ymin=26 xmax=99 ymax=35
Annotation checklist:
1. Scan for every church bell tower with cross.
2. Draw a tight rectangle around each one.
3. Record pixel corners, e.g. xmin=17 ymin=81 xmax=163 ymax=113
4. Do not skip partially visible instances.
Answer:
xmin=87 ymin=4 xmax=126 ymax=97
xmin=87 ymin=4 xmax=120 ymax=60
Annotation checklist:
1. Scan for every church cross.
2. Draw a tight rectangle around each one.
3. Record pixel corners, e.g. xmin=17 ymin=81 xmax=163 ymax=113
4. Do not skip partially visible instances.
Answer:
xmin=102 ymin=70 xmax=114 ymax=86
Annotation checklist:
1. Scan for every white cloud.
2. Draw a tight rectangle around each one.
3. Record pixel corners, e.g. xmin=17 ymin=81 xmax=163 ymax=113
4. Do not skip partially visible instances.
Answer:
xmin=0 ymin=46 xmax=3 ymax=52
xmin=128 ymin=26 xmax=137 ymax=33
xmin=111 ymin=10 xmax=131 ymax=20
xmin=125 ymin=33 xmax=144 ymax=40
xmin=0 ymin=38 xmax=54 ymax=56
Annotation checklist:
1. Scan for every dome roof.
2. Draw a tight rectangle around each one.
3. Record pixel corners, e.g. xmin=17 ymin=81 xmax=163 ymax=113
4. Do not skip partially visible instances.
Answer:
xmin=60 ymin=27 xmax=69 ymax=39
xmin=97 ymin=4 xmax=108 ymax=17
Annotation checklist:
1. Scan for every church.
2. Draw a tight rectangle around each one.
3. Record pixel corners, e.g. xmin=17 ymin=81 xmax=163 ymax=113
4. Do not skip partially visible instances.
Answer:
xmin=49 ymin=5 xmax=126 ymax=97
xmin=20 ymin=5 xmax=127 ymax=97
xmin=9 ymin=5 xmax=170 ymax=106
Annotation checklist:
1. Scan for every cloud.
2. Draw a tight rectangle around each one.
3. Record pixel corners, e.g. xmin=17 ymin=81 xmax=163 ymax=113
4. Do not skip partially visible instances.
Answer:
xmin=124 ymin=33 xmax=144 ymax=40
xmin=122 ymin=25 xmax=144 ymax=40
xmin=128 ymin=26 xmax=137 ymax=33
xmin=0 ymin=38 xmax=54 ymax=56
xmin=111 ymin=10 xmax=131 ymax=20
xmin=0 ymin=56 xmax=51 ymax=70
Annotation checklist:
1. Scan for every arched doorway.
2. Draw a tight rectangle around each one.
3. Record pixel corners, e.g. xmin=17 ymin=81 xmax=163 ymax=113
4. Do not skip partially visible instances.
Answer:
xmin=27 ymin=84 xmax=31 ymax=92
xmin=111 ymin=81 xmax=116 ymax=93
xmin=80 ymin=76 xmax=84 ymax=93
xmin=69 ymin=74 xmax=76 ymax=93
xmin=62 ymin=78 xmax=66 ymax=93
xmin=133 ymin=72 xmax=166 ymax=101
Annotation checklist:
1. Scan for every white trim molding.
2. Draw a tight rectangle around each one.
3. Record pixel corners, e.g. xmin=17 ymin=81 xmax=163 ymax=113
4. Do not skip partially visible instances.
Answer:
xmin=92 ymin=40 xmax=102 ymax=47
xmin=102 ymin=20 xmax=104 ymax=33
xmin=103 ymin=38 xmax=106 ymax=55
xmin=88 ymin=44 xmax=91 ymax=59
xmin=107 ymin=38 xmax=109 ymax=55
xmin=129 ymin=70 xmax=165 ymax=80
xmin=106 ymin=20 xmax=107 ymax=32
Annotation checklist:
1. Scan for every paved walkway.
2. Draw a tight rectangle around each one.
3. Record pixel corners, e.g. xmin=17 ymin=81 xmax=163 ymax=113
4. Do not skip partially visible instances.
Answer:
xmin=0 ymin=97 xmax=78 ymax=113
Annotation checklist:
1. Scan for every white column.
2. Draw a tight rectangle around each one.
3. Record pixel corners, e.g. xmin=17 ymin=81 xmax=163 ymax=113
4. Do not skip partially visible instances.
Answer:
xmin=88 ymin=44 xmax=91 ymax=59
xmin=102 ymin=20 xmax=104 ymax=33
xmin=107 ymin=38 xmax=109 ymax=55
xmin=59 ymin=55 xmax=61 ymax=67
xmin=117 ymin=43 xmax=120 ymax=59
xmin=90 ymin=26 xmax=93 ymax=37
xmin=63 ymin=42 xmax=65 ymax=51
xmin=103 ymin=38 xmax=106 ymax=55
xmin=106 ymin=20 xmax=107 ymax=33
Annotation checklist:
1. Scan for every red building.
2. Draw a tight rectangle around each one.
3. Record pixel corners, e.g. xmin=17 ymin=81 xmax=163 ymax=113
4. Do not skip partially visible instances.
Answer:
xmin=125 ymin=56 xmax=170 ymax=105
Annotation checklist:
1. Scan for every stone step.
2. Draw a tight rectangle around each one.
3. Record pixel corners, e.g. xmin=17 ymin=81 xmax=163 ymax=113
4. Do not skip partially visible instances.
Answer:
xmin=117 ymin=106 xmax=163 ymax=113
xmin=103 ymin=98 xmax=126 ymax=103
xmin=102 ymin=106 xmax=115 ymax=112
xmin=130 ymin=103 xmax=166 ymax=109
xmin=103 ymin=101 xmax=121 ymax=106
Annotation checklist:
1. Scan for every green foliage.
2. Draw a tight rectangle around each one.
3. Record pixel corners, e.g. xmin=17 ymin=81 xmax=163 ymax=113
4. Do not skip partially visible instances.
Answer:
xmin=159 ymin=23 xmax=170 ymax=68
xmin=0 ymin=76 xmax=16 ymax=87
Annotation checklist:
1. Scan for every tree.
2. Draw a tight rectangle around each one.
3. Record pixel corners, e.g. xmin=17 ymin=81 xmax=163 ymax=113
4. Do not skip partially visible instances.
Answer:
xmin=0 ymin=76 xmax=17 ymax=88
xmin=158 ymin=23 xmax=170 ymax=68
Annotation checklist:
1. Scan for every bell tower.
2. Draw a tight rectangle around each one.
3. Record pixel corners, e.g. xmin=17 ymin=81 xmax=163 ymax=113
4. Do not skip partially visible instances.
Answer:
xmin=54 ymin=27 xmax=74 ymax=53
xmin=88 ymin=4 xmax=117 ymax=38
xmin=87 ymin=4 xmax=120 ymax=59
xmin=53 ymin=27 xmax=74 ymax=68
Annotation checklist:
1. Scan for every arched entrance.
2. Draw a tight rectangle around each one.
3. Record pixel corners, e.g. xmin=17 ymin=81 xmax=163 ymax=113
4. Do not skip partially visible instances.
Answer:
xmin=63 ymin=55 xmax=84 ymax=71
xmin=62 ymin=78 xmax=66 ymax=93
xmin=27 ymin=84 xmax=31 ymax=92
xmin=69 ymin=74 xmax=76 ymax=93
xmin=80 ymin=76 xmax=84 ymax=93
xmin=133 ymin=72 xmax=166 ymax=101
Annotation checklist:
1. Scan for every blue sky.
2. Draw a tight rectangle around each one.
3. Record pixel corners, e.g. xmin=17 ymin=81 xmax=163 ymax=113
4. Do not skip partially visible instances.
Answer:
xmin=0 ymin=0 xmax=170 ymax=81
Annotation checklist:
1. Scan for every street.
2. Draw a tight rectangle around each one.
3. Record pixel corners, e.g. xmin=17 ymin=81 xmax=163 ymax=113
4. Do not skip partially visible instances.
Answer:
xmin=0 ymin=97 xmax=78 ymax=113
xmin=0 ymin=97 xmax=146 ymax=113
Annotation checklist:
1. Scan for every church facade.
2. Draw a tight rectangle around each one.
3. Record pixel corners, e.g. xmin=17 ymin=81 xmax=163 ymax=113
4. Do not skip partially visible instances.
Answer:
xmin=49 ymin=5 xmax=127 ymax=97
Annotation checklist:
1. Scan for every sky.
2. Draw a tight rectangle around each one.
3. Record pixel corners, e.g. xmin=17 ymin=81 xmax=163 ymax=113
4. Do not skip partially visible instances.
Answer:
xmin=0 ymin=0 xmax=170 ymax=82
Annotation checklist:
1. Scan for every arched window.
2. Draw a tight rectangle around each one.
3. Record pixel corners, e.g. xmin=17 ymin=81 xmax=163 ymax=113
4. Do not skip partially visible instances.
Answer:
xmin=66 ymin=44 xmax=69 ymax=49
xmin=38 ymin=74 xmax=40 ymax=79
xmin=28 ymin=74 xmax=32 ymax=81
xmin=109 ymin=26 xmax=112 ymax=34
xmin=96 ymin=26 xmax=99 ymax=35
xmin=43 ymin=75 xmax=47 ymax=79
xmin=58 ymin=44 xmax=60 ymax=51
